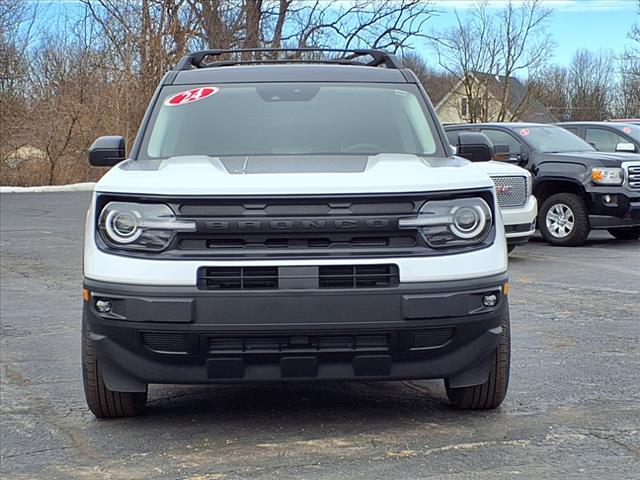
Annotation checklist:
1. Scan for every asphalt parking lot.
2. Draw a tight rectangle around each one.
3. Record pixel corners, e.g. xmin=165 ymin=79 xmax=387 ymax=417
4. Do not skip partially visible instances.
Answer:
xmin=1 ymin=191 xmax=639 ymax=480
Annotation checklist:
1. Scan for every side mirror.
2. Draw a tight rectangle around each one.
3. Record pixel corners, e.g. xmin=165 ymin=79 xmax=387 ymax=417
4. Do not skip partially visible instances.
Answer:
xmin=88 ymin=136 xmax=126 ymax=167
xmin=455 ymin=132 xmax=494 ymax=162
xmin=493 ymin=144 xmax=510 ymax=162
xmin=615 ymin=142 xmax=637 ymax=153
xmin=516 ymin=151 xmax=529 ymax=167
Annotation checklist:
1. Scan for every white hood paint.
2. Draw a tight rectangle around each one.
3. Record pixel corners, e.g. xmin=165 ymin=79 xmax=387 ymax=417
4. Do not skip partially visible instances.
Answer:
xmin=474 ymin=160 xmax=529 ymax=176
xmin=95 ymin=154 xmax=494 ymax=196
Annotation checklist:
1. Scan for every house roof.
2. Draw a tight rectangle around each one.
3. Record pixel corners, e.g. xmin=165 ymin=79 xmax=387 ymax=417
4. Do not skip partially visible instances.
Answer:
xmin=436 ymin=71 xmax=555 ymax=123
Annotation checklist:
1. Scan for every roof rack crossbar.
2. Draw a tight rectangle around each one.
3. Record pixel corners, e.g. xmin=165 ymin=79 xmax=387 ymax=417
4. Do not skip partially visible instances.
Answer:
xmin=174 ymin=48 xmax=402 ymax=71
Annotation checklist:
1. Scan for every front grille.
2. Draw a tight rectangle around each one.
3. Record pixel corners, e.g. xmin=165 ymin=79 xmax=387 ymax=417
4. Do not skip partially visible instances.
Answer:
xmin=491 ymin=176 xmax=527 ymax=207
xmin=319 ymin=265 xmax=399 ymax=288
xmin=140 ymin=328 xmax=456 ymax=355
xmin=198 ymin=266 xmax=278 ymax=290
xmin=209 ymin=333 xmax=390 ymax=354
xmin=97 ymin=190 xmax=497 ymax=259
xmin=194 ymin=234 xmax=417 ymax=250
xmin=411 ymin=328 xmax=455 ymax=350
xmin=197 ymin=264 xmax=399 ymax=290
xmin=141 ymin=332 xmax=187 ymax=353
xmin=173 ymin=194 xmax=435 ymax=260
xmin=628 ymin=165 xmax=640 ymax=190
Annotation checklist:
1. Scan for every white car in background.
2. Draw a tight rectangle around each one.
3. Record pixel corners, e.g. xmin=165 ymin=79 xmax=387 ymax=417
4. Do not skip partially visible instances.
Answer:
xmin=475 ymin=161 xmax=537 ymax=252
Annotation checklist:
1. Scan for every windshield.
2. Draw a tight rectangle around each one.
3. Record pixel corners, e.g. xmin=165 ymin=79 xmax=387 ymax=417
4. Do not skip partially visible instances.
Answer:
xmin=511 ymin=126 xmax=595 ymax=153
xmin=141 ymin=83 xmax=441 ymax=159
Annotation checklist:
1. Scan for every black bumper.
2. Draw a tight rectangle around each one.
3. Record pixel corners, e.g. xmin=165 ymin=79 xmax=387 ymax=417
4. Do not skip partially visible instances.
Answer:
xmin=587 ymin=187 xmax=640 ymax=229
xmin=505 ymin=222 xmax=535 ymax=246
xmin=83 ymin=273 xmax=508 ymax=391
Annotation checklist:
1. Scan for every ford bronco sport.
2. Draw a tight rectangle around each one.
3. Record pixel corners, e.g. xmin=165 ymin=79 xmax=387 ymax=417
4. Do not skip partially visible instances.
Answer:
xmin=82 ymin=49 xmax=510 ymax=417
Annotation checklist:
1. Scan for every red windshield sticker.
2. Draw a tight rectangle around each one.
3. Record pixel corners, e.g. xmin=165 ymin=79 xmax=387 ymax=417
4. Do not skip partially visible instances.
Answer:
xmin=519 ymin=128 xmax=530 ymax=136
xmin=164 ymin=87 xmax=219 ymax=106
xmin=623 ymin=127 xmax=632 ymax=134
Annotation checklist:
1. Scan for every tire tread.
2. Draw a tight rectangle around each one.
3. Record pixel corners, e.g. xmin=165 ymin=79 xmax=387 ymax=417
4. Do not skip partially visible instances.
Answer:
xmin=445 ymin=308 xmax=510 ymax=410
xmin=82 ymin=312 xmax=146 ymax=418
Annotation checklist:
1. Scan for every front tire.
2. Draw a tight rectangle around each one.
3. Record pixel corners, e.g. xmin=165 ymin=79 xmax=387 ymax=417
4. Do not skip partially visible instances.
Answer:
xmin=82 ymin=312 xmax=147 ymax=418
xmin=445 ymin=307 xmax=510 ymax=410
xmin=539 ymin=193 xmax=590 ymax=246
xmin=608 ymin=226 xmax=640 ymax=240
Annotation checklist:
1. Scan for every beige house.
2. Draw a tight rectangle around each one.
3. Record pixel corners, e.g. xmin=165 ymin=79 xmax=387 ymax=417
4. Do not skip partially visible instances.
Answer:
xmin=3 ymin=146 xmax=47 ymax=168
xmin=434 ymin=72 xmax=555 ymax=125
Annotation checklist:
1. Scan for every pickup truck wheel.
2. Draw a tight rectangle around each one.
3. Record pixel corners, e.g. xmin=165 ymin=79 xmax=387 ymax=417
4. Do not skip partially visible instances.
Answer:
xmin=445 ymin=307 xmax=510 ymax=410
xmin=82 ymin=313 xmax=147 ymax=418
xmin=539 ymin=193 xmax=590 ymax=246
xmin=607 ymin=227 xmax=640 ymax=240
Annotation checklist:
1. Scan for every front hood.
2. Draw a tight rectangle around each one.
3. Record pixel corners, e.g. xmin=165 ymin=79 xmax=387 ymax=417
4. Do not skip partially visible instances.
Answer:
xmin=548 ymin=151 xmax=640 ymax=167
xmin=474 ymin=160 xmax=529 ymax=176
xmin=95 ymin=154 xmax=494 ymax=196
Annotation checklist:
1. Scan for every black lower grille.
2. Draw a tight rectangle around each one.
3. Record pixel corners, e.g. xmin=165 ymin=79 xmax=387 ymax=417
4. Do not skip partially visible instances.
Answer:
xmin=209 ymin=333 xmax=390 ymax=354
xmin=198 ymin=264 xmax=399 ymax=290
xmin=198 ymin=266 xmax=278 ymax=290
xmin=411 ymin=328 xmax=455 ymax=350
xmin=141 ymin=332 xmax=187 ymax=353
xmin=319 ymin=265 xmax=399 ymax=288
xmin=140 ymin=329 xmax=455 ymax=355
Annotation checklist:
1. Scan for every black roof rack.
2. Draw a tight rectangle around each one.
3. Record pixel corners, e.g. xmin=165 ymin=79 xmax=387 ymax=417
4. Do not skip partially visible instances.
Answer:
xmin=174 ymin=48 xmax=402 ymax=71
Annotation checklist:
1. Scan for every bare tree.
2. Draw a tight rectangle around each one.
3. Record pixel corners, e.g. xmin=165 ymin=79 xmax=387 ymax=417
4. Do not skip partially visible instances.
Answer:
xmin=531 ymin=50 xmax=615 ymax=121
xmin=0 ymin=0 xmax=39 ymax=156
xmin=530 ymin=65 xmax=570 ymax=120
xmin=2 ymin=0 xmax=437 ymax=186
xmin=430 ymin=0 xmax=553 ymax=122
xmin=615 ymin=51 xmax=640 ymax=117
xmin=568 ymin=49 xmax=614 ymax=120
xmin=401 ymin=52 xmax=457 ymax=105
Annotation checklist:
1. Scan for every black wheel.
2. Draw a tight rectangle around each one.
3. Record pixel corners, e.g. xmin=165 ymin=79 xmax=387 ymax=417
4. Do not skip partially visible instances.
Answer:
xmin=82 ymin=312 xmax=147 ymax=418
xmin=445 ymin=306 xmax=510 ymax=410
xmin=539 ymin=193 xmax=590 ymax=246
xmin=507 ymin=244 xmax=517 ymax=253
xmin=607 ymin=226 xmax=640 ymax=240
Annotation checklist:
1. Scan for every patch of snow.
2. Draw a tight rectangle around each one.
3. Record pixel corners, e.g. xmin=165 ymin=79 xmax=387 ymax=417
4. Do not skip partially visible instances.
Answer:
xmin=0 ymin=182 xmax=96 ymax=193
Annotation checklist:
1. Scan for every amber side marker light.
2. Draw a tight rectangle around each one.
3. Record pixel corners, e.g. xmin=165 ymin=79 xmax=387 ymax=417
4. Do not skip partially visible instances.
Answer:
xmin=82 ymin=288 xmax=90 ymax=302
xmin=503 ymin=282 xmax=510 ymax=296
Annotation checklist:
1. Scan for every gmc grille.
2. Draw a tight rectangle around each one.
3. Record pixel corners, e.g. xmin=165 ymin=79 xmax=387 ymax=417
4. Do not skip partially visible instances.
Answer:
xmin=491 ymin=176 xmax=527 ymax=207
xmin=628 ymin=165 xmax=640 ymax=190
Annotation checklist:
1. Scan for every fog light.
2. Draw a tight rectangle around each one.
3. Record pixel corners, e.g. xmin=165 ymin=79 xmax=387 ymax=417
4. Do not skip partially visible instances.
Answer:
xmin=604 ymin=195 xmax=611 ymax=203
xmin=95 ymin=299 xmax=112 ymax=313
xmin=482 ymin=294 xmax=498 ymax=307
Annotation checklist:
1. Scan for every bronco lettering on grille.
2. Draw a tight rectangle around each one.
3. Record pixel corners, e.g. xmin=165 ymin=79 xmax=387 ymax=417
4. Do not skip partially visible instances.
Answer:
xmin=203 ymin=218 xmax=391 ymax=232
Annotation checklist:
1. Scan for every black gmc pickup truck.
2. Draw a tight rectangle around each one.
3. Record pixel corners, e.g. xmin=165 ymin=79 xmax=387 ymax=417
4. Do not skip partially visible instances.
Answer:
xmin=445 ymin=123 xmax=640 ymax=246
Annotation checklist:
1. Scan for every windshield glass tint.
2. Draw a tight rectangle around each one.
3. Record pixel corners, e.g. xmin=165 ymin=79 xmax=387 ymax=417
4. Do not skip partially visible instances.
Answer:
xmin=511 ymin=126 xmax=594 ymax=153
xmin=143 ymin=83 xmax=439 ymax=158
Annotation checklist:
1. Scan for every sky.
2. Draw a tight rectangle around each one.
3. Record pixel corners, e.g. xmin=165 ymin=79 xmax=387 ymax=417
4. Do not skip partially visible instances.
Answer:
xmin=31 ymin=0 xmax=640 ymax=68
xmin=426 ymin=0 xmax=638 ymax=66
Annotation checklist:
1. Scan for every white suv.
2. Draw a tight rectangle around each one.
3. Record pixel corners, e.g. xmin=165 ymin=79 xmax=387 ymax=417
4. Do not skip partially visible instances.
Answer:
xmin=475 ymin=161 xmax=537 ymax=252
xmin=82 ymin=49 xmax=511 ymax=417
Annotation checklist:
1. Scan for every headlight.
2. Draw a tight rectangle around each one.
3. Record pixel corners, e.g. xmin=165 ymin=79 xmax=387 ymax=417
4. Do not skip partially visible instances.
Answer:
xmin=592 ymin=167 xmax=623 ymax=185
xmin=398 ymin=197 xmax=492 ymax=248
xmin=98 ymin=202 xmax=196 ymax=251
xmin=525 ymin=172 xmax=533 ymax=198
